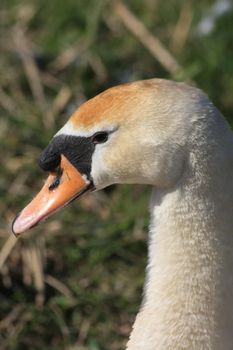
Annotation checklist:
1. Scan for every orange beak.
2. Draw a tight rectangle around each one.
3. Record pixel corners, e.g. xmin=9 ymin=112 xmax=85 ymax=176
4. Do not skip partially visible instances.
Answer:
xmin=12 ymin=155 xmax=92 ymax=236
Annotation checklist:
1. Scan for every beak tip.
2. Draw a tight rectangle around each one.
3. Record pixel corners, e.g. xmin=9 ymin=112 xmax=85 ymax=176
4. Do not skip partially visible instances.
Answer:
xmin=11 ymin=213 xmax=21 ymax=236
xmin=11 ymin=155 xmax=92 ymax=235
xmin=11 ymin=211 xmax=26 ymax=236
xmin=11 ymin=210 xmax=33 ymax=236
xmin=11 ymin=208 xmax=40 ymax=236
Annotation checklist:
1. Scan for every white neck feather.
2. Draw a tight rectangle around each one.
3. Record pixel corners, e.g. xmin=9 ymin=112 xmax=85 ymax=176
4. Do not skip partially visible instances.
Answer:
xmin=127 ymin=111 xmax=233 ymax=350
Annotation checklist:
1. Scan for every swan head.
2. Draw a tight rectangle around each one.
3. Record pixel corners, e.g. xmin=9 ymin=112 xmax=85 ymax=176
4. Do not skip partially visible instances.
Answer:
xmin=12 ymin=79 xmax=208 ymax=235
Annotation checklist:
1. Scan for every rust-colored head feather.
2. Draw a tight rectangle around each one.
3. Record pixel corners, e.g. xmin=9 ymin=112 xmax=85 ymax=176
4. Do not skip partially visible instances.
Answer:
xmin=69 ymin=79 xmax=161 ymax=129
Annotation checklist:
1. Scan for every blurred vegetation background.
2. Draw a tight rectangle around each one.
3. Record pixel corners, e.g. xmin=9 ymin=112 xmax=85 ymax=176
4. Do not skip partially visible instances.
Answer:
xmin=1 ymin=0 xmax=233 ymax=349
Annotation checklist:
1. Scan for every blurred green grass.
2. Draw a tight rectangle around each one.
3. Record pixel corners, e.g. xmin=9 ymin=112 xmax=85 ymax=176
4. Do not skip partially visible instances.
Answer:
xmin=1 ymin=0 xmax=233 ymax=349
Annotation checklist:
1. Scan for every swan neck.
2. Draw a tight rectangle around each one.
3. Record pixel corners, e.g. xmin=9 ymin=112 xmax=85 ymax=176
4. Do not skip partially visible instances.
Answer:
xmin=127 ymin=146 xmax=233 ymax=350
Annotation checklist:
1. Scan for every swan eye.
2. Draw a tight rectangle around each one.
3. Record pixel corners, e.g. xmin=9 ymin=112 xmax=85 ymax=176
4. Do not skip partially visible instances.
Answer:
xmin=91 ymin=132 xmax=108 ymax=144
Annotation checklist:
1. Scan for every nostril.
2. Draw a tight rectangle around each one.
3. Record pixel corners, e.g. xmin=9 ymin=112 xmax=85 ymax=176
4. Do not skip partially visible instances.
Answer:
xmin=48 ymin=166 xmax=63 ymax=191
xmin=49 ymin=174 xmax=61 ymax=191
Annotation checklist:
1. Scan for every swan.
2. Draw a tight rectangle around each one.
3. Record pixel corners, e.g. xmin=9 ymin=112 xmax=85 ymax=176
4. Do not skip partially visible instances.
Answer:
xmin=12 ymin=79 xmax=233 ymax=350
